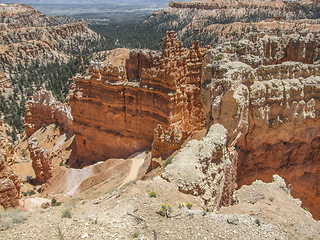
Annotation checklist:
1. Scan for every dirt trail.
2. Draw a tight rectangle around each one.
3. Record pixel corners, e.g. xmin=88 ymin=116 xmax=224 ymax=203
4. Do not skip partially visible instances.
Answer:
xmin=120 ymin=151 xmax=148 ymax=188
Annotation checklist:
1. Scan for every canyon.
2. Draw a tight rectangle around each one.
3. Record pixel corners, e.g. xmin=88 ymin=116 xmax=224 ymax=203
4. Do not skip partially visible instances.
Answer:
xmin=0 ymin=1 xmax=319 ymax=237
xmin=0 ymin=3 xmax=100 ymax=77
xmin=201 ymin=30 xmax=320 ymax=218
xmin=22 ymin=28 xmax=320 ymax=219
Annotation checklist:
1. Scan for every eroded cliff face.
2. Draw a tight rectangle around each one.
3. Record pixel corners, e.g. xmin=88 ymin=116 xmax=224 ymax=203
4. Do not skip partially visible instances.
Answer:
xmin=24 ymin=88 xmax=73 ymax=137
xmin=0 ymin=155 xmax=22 ymax=209
xmin=202 ymin=31 xmax=320 ymax=219
xmin=28 ymin=138 xmax=54 ymax=184
xmin=133 ymin=0 xmax=320 ymax=53
xmin=67 ymin=31 xmax=207 ymax=167
xmin=0 ymin=4 xmax=100 ymax=75
xmin=0 ymin=72 xmax=11 ymax=90
xmin=162 ymin=124 xmax=230 ymax=211
xmin=126 ymin=49 xmax=161 ymax=81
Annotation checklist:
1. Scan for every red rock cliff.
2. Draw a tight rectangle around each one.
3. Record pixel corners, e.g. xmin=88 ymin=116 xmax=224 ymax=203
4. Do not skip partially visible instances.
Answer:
xmin=67 ymin=31 xmax=208 ymax=167
xmin=28 ymin=138 xmax=55 ymax=184
xmin=126 ymin=49 xmax=161 ymax=81
xmin=24 ymin=88 xmax=73 ymax=137
xmin=0 ymin=155 xmax=22 ymax=209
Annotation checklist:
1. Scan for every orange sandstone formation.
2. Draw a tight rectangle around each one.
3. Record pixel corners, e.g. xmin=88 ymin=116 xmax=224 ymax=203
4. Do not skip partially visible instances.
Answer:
xmin=126 ymin=49 xmax=161 ymax=81
xmin=0 ymin=155 xmax=22 ymax=208
xmin=24 ymin=88 xmax=73 ymax=137
xmin=28 ymin=138 xmax=54 ymax=184
xmin=67 ymin=31 xmax=208 ymax=167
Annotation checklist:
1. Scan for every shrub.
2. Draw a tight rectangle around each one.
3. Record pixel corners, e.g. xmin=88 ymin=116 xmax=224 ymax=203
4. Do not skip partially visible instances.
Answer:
xmin=163 ymin=157 xmax=173 ymax=167
xmin=56 ymin=227 xmax=64 ymax=240
xmin=25 ymin=175 xmax=32 ymax=184
xmin=132 ymin=231 xmax=139 ymax=238
xmin=27 ymin=190 xmax=36 ymax=196
xmin=51 ymin=198 xmax=61 ymax=206
xmin=11 ymin=211 xmax=27 ymax=224
xmin=187 ymin=202 xmax=193 ymax=209
xmin=178 ymin=203 xmax=184 ymax=209
xmin=214 ymin=55 xmax=223 ymax=61
xmin=149 ymin=191 xmax=157 ymax=198
xmin=0 ymin=210 xmax=27 ymax=230
xmin=160 ymin=204 xmax=172 ymax=217
xmin=61 ymin=209 xmax=71 ymax=218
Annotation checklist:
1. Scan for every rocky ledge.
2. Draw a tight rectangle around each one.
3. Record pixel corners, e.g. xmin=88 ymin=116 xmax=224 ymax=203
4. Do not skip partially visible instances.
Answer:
xmin=202 ymin=31 xmax=320 ymax=219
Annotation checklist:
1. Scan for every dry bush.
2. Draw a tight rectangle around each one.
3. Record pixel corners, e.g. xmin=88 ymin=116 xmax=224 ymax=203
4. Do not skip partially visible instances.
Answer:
xmin=0 ymin=209 xmax=27 ymax=230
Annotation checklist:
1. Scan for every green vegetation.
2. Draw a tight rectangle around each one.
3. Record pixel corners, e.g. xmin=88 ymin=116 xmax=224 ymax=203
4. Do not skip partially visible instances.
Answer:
xmin=27 ymin=190 xmax=36 ymax=196
xmin=0 ymin=55 xmax=87 ymax=141
xmin=21 ymin=189 xmax=36 ymax=196
xmin=186 ymin=202 xmax=193 ymax=209
xmin=89 ymin=13 xmax=183 ymax=50
xmin=61 ymin=209 xmax=71 ymax=218
xmin=132 ymin=231 xmax=139 ymax=238
xmin=51 ymin=198 xmax=61 ymax=207
xmin=159 ymin=204 xmax=172 ymax=217
xmin=56 ymin=227 xmax=65 ymax=240
xmin=0 ymin=210 xmax=27 ymax=230
xmin=149 ymin=190 xmax=157 ymax=198
xmin=163 ymin=157 xmax=173 ymax=167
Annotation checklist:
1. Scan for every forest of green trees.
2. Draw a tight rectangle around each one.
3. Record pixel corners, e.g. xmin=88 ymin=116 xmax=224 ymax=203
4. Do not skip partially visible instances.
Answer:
xmin=0 ymin=12 xmax=191 ymax=141
xmin=0 ymin=54 xmax=91 ymax=141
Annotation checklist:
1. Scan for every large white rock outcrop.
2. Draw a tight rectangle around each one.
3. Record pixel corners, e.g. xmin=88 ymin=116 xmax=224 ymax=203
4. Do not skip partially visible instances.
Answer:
xmin=162 ymin=124 xmax=230 ymax=211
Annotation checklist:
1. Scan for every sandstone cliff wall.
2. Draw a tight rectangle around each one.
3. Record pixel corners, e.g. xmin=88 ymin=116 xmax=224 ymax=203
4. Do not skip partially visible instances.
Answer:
xmin=68 ymin=77 xmax=171 ymax=167
xmin=24 ymin=89 xmax=73 ymax=137
xmin=202 ymin=32 xmax=320 ymax=219
xmin=126 ymin=49 xmax=161 ymax=81
xmin=67 ymin=31 xmax=207 ymax=167
xmin=28 ymin=138 xmax=54 ymax=184
xmin=169 ymin=0 xmax=320 ymax=13
xmin=0 ymin=155 xmax=22 ymax=209
xmin=143 ymin=0 xmax=320 ymax=51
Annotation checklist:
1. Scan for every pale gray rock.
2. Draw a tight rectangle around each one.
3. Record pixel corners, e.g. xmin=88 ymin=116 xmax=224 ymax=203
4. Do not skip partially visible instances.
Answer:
xmin=161 ymin=124 xmax=229 ymax=211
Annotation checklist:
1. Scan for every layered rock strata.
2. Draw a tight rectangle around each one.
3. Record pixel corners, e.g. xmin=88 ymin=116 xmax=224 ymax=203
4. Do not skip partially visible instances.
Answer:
xmin=126 ymin=49 xmax=161 ymax=81
xmin=169 ymin=0 xmax=320 ymax=12
xmin=28 ymin=138 xmax=54 ymax=184
xmin=162 ymin=124 xmax=230 ymax=211
xmin=68 ymin=31 xmax=207 ymax=167
xmin=143 ymin=0 xmax=320 ymax=49
xmin=24 ymin=88 xmax=73 ymax=137
xmin=202 ymin=32 xmax=320 ymax=219
xmin=0 ymin=72 xmax=11 ymax=90
xmin=0 ymin=136 xmax=15 ymax=165
xmin=0 ymin=155 xmax=22 ymax=208
xmin=0 ymin=4 xmax=100 ymax=75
